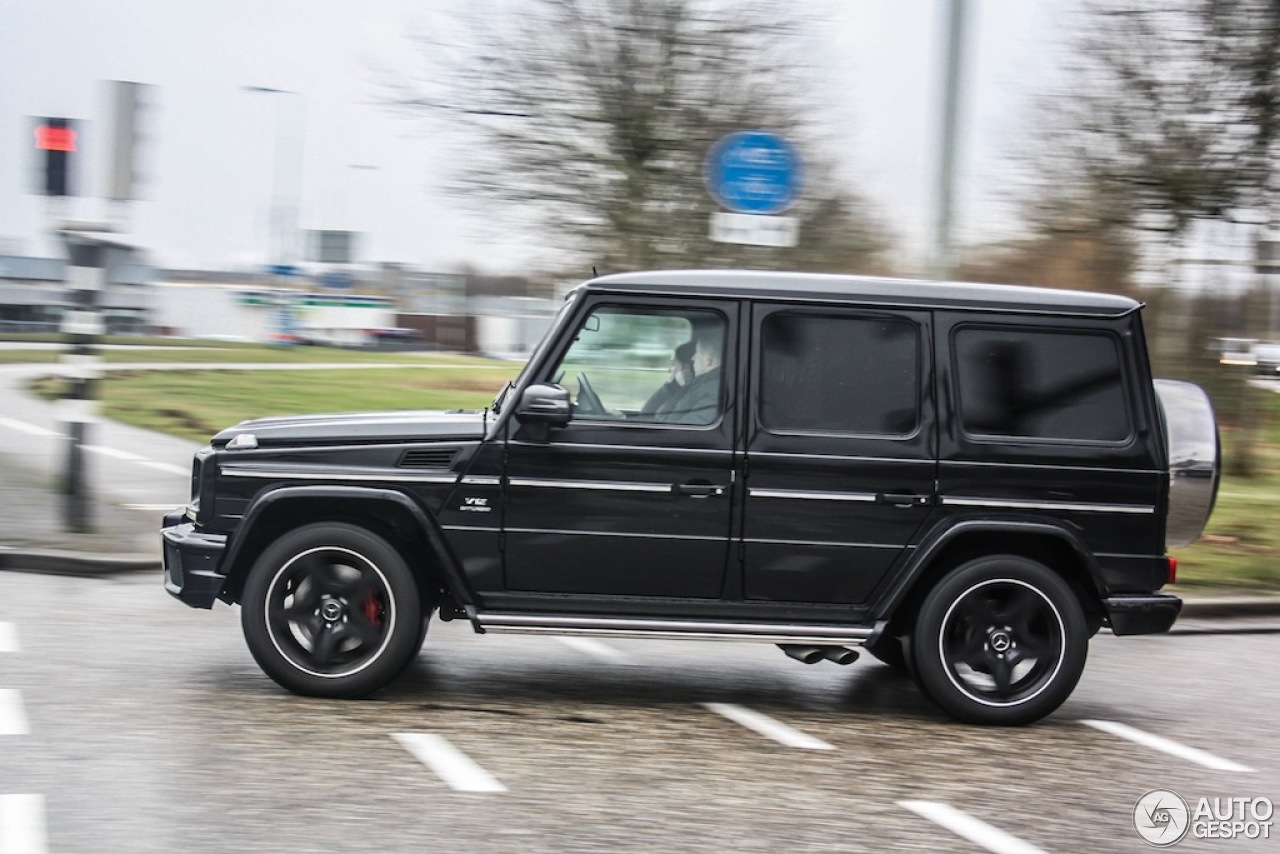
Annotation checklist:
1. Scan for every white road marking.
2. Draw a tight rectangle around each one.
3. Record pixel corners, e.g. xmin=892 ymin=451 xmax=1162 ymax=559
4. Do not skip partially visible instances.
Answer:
xmin=1082 ymin=719 xmax=1255 ymax=772
xmin=125 ymin=503 xmax=181 ymax=511
xmin=556 ymin=636 xmax=636 ymax=666
xmin=0 ymin=622 xmax=17 ymax=653
xmin=392 ymin=733 xmax=507 ymax=793
xmin=0 ymin=794 xmax=48 ymax=854
xmin=899 ymin=801 xmax=1046 ymax=854
xmin=140 ymin=460 xmax=189 ymax=476
xmin=0 ymin=418 xmax=61 ymax=438
xmin=82 ymin=444 xmax=146 ymax=461
xmin=702 ymin=702 xmax=834 ymax=750
xmin=0 ymin=689 xmax=30 ymax=736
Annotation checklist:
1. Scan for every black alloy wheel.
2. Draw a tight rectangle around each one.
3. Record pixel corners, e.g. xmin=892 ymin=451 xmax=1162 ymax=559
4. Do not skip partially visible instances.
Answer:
xmin=241 ymin=522 xmax=423 ymax=698
xmin=912 ymin=555 xmax=1087 ymax=726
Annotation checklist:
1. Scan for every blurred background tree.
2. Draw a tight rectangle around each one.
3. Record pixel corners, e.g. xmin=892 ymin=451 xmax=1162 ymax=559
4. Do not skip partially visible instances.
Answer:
xmin=380 ymin=0 xmax=892 ymax=279
xmin=978 ymin=0 xmax=1280 ymax=475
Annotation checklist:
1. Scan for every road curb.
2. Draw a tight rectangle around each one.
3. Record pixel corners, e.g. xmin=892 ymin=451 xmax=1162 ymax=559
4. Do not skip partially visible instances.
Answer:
xmin=0 ymin=548 xmax=160 ymax=577
xmin=1179 ymin=596 xmax=1280 ymax=619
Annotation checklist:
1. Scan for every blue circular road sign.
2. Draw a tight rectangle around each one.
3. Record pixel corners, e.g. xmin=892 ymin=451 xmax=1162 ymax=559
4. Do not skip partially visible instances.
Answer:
xmin=705 ymin=131 xmax=803 ymax=215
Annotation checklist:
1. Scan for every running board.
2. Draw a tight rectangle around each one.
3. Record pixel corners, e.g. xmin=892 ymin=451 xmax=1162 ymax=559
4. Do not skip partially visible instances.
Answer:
xmin=475 ymin=612 xmax=878 ymax=645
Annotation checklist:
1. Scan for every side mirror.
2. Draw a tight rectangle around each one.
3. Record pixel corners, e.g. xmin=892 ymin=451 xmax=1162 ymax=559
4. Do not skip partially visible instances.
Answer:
xmin=514 ymin=383 xmax=571 ymax=428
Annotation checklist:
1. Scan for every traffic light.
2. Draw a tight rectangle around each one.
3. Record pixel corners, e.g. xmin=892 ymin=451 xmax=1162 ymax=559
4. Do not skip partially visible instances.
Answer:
xmin=34 ymin=117 xmax=76 ymax=196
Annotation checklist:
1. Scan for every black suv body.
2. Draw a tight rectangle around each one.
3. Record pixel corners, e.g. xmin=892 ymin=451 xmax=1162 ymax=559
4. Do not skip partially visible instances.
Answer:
xmin=163 ymin=271 xmax=1219 ymax=724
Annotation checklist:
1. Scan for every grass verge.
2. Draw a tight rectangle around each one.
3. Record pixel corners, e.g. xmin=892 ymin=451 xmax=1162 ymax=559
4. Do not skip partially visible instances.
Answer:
xmin=30 ymin=365 xmax=511 ymax=443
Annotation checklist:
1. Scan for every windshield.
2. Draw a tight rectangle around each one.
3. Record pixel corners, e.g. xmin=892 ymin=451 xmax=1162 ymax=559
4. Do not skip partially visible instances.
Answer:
xmin=491 ymin=290 xmax=580 ymax=413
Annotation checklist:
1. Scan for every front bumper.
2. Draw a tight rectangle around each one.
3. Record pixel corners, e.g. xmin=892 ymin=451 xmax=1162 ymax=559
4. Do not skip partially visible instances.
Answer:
xmin=1103 ymin=593 xmax=1182 ymax=635
xmin=161 ymin=509 xmax=227 ymax=609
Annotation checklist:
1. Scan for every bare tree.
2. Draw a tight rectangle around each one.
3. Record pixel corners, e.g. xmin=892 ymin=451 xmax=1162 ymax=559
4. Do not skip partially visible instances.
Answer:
xmin=380 ymin=0 xmax=891 ymax=274
xmin=1012 ymin=0 xmax=1280 ymax=474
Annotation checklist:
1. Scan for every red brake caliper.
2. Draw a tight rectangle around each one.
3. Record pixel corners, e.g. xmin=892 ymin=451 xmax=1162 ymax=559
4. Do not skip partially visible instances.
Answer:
xmin=362 ymin=591 xmax=383 ymax=627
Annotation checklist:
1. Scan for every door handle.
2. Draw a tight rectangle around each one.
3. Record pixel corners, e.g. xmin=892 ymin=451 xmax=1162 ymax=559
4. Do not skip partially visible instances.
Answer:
xmin=878 ymin=492 xmax=932 ymax=507
xmin=675 ymin=482 xmax=726 ymax=498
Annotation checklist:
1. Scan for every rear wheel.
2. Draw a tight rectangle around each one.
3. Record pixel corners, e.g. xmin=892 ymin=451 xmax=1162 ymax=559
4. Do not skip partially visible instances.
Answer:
xmin=241 ymin=522 xmax=423 ymax=698
xmin=912 ymin=555 xmax=1087 ymax=725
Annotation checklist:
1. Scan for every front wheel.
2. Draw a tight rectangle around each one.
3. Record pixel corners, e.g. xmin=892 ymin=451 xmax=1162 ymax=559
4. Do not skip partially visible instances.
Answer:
xmin=241 ymin=522 xmax=424 ymax=698
xmin=911 ymin=556 xmax=1087 ymax=726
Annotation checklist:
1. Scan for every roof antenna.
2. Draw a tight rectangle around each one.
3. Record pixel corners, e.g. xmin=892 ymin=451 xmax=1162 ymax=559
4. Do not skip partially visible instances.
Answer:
xmin=592 ymin=266 xmax=598 ymax=278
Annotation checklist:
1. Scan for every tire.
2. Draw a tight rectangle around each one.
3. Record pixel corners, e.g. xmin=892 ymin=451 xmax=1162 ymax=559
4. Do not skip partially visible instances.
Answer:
xmin=911 ymin=555 xmax=1088 ymax=726
xmin=241 ymin=522 xmax=424 ymax=698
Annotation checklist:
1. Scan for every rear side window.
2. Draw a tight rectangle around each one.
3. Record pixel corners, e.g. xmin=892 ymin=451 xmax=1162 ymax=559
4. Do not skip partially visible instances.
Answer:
xmin=954 ymin=327 xmax=1131 ymax=442
xmin=760 ymin=313 xmax=920 ymax=435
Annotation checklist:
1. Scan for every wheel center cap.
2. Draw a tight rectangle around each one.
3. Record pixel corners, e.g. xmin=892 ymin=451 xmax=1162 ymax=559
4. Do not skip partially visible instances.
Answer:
xmin=320 ymin=599 xmax=344 ymax=622
xmin=989 ymin=631 xmax=1013 ymax=653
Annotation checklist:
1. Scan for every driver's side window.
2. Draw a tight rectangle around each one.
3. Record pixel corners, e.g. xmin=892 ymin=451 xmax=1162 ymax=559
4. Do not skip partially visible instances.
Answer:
xmin=552 ymin=306 xmax=726 ymax=426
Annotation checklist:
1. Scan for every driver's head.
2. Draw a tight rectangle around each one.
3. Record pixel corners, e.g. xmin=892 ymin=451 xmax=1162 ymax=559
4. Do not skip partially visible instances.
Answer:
xmin=691 ymin=325 xmax=723 ymax=376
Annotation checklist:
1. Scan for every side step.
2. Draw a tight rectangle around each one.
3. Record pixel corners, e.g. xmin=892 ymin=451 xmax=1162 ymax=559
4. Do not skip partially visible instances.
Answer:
xmin=475 ymin=612 xmax=879 ymax=646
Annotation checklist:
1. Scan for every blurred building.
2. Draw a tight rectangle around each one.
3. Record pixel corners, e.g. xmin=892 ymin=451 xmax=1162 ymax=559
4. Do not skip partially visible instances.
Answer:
xmin=147 ymin=264 xmax=559 ymax=356
xmin=0 ymin=249 xmax=559 ymax=355
xmin=0 ymin=252 xmax=152 ymax=335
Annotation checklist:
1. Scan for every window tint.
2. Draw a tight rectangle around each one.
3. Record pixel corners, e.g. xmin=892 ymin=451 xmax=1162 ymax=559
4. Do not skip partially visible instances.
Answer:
xmin=954 ymin=327 xmax=1130 ymax=442
xmin=760 ymin=313 xmax=920 ymax=435
xmin=551 ymin=307 xmax=725 ymax=425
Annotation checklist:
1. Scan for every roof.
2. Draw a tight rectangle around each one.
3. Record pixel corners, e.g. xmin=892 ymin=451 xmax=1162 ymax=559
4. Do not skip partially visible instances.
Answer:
xmin=584 ymin=270 xmax=1141 ymax=317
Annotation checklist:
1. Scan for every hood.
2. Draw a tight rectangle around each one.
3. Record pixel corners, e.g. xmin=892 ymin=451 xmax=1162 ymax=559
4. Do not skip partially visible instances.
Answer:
xmin=211 ymin=409 xmax=488 ymax=448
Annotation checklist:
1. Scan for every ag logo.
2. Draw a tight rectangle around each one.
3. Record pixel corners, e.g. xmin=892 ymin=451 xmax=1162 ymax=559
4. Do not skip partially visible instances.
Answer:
xmin=1134 ymin=789 xmax=1190 ymax=847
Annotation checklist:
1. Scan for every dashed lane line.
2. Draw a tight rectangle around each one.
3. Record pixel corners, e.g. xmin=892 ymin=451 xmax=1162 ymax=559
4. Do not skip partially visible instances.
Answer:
xmin=0 ymin=418 xmax=187 ymax=475
xmin=392 ymin=733 xmax=507 ymax=793
xmin=0 ymin=418 xmax=60 ymax=438
xmin=0 ymin=794 xmax=48 ymax=854
xmin=556 ymin=636 xmax=637 ymax=666
xmin=1081 ymin=719 xmax=1255 ymax=773
xmin=702 ymin=702 xmax=834 ymax=750
xmin=898 ymin=801 xmax=1047 ymax=854
xmin=0 ymin=689 xmax=30 ymax=736
xmin=0 ymin=622 xmax=16 ymax=653
xmin=82 ymin=444 xmax=146 ymax=461
xmin=140 ymin=460 xmax=189 ymax=476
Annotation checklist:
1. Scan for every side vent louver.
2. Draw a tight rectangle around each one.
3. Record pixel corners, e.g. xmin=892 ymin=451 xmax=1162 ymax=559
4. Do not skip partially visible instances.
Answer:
xmin=398 ymin=449 xmax=458 ymax=470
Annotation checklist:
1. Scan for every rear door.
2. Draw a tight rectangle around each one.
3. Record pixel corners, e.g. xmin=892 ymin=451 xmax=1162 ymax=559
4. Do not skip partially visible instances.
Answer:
xmin=741 ymin=305 xmax=936 ymax=605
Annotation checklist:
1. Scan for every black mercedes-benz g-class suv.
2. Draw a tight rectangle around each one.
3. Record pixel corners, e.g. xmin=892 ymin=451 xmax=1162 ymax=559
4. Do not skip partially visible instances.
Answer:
xmin=163 ymin=270 xmax=1219 ymax=725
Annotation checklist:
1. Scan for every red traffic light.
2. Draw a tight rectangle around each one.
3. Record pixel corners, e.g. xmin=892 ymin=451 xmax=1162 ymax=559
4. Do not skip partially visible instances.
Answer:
xmin=35 ymin=122 xmax=76 ymax=152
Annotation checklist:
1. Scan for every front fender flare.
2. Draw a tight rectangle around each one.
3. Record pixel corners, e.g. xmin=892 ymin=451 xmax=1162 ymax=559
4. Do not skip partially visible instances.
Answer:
xmin=222 ymin=484 xmax=477 ymax=611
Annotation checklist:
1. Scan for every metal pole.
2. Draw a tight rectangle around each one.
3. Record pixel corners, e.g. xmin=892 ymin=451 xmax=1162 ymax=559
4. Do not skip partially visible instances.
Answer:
xmin=933 ymin=0 xmax=970 ymax=281
xmin=60 ymin=236 xmax=106 ymax=532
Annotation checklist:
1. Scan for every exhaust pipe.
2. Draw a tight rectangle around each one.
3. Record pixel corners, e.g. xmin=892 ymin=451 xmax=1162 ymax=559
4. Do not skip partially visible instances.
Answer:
xmin=822 ymin=646 xmax=860 ymax=665
xmin=778 ymin=644 xmax=826 ymax=664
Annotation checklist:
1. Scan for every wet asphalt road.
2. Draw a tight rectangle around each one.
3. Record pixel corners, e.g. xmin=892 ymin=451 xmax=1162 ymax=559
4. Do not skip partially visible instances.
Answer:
xmin=1 ymin=570 xmax=1277 ymax=853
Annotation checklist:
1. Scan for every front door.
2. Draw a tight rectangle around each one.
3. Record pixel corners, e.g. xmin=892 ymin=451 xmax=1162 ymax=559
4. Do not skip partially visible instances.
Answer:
xmin=742 ymin=305 xmax=936 ymax=605
xmin=502 ymin=297 xmax=739 ymax=603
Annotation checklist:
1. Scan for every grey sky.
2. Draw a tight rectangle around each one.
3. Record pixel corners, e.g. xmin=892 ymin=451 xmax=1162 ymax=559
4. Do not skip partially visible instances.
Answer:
xmin=0 ymin=0 xmax=1069 ymax=274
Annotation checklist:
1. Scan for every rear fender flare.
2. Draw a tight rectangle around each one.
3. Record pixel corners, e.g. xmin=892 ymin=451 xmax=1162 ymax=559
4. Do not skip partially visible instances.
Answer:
xmin=874 ymin=519 xmax=1104 ymax=623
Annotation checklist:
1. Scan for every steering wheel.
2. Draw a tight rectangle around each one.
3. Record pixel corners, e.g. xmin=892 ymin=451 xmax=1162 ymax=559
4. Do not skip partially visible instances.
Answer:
xmin=575 ymin=372 xmax=605 ymax=415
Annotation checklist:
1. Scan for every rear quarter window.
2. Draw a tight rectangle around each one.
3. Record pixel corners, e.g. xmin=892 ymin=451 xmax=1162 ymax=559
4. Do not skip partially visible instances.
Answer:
xmin=953 ymin=326 xmax=1132 ymax=443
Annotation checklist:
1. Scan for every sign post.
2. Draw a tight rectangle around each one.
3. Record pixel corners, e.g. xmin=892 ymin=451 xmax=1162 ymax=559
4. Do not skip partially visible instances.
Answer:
xmin=705 ymin=131 xmax=803 ymax=247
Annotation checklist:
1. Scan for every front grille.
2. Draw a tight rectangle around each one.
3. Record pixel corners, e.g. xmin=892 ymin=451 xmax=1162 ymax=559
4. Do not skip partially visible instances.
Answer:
xmin=398 ymin=448 xmax=457 ymax=469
